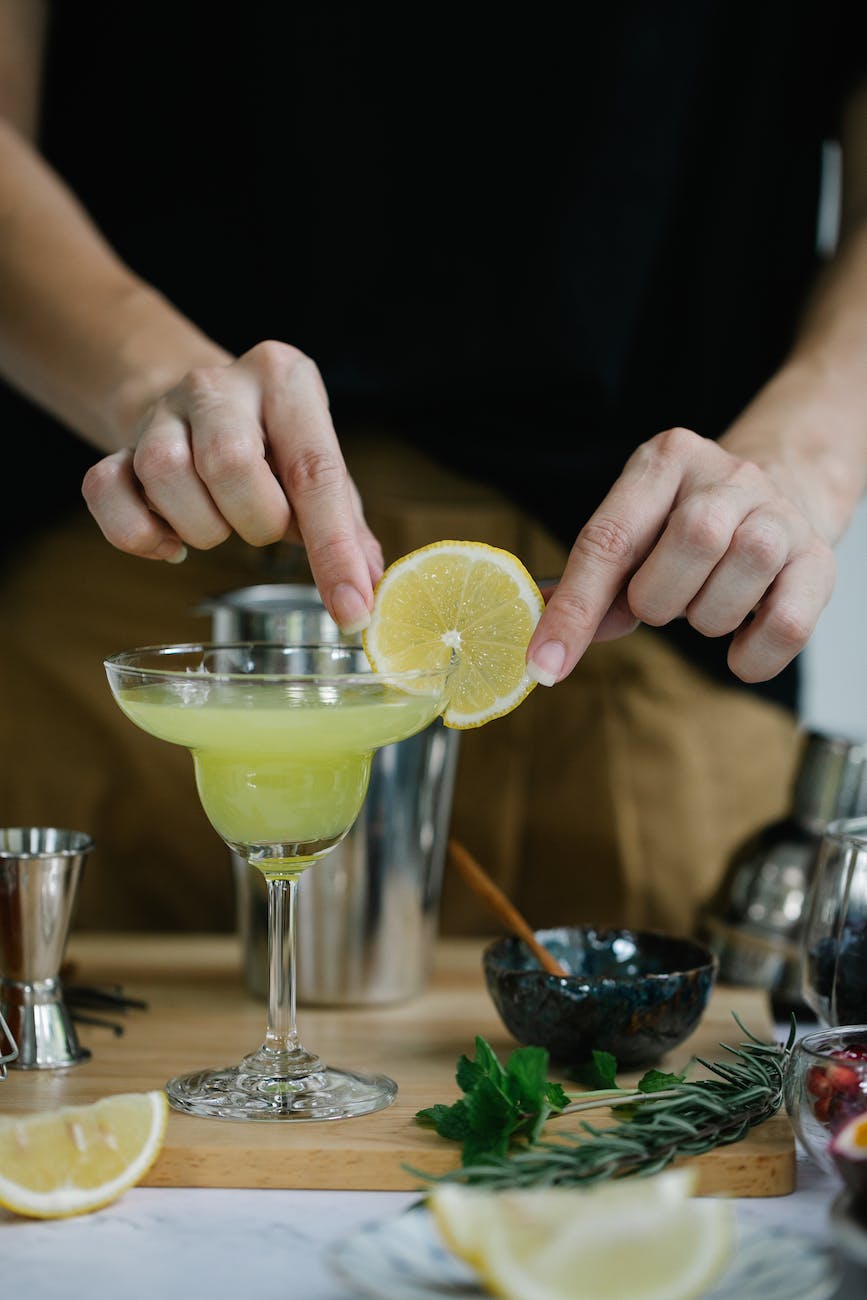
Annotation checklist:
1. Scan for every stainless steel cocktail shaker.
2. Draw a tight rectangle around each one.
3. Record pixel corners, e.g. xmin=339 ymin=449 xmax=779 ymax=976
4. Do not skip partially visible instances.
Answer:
xmin=701 ymin=730 xmax=867 ymax=1010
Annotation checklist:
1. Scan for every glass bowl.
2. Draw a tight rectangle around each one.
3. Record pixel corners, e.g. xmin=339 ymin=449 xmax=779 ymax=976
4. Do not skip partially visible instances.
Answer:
xmin=784 ymin=1025 xmax=867 ymax=1175
xmin=802 ymin=817 xmax=867 ymax=1026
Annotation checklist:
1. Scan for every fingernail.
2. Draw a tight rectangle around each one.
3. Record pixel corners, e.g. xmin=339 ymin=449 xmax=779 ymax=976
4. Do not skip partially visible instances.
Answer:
xmin=165 ymin=545 xmax=188 ymax=565
xmin=527 ymin=640 xmax=566 ymax=688
xmin=333 ymin=583 xmax=371 ymax=634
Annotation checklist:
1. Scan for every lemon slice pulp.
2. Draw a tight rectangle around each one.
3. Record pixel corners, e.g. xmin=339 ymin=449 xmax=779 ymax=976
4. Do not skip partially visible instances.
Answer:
xmin=363 ymin=540 xmax=544 ymax=729
xmin=428 ymin=1168 xmax=734 ymax=1300
xmin=0 ymin=1090 xmax=168 ymax=1219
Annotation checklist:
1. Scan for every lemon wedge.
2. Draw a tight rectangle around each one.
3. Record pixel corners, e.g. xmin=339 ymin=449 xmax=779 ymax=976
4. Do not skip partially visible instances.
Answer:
xmin=0 ymin=1090 xmax=168 ymax=1219
xmin=363 ymin=540 xmax=544 ymax=729
xmin=428 ymin=1169 xmax=734 ymax=1300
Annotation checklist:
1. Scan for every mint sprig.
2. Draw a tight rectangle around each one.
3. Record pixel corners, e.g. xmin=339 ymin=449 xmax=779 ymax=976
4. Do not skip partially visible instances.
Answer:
xmin=416 ymin=1035 xmax=570 ymax=1165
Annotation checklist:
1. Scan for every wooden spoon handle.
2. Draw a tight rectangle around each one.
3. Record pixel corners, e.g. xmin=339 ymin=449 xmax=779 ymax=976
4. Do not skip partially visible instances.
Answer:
xmin=447 ymin=837 xmax=569 ymax=978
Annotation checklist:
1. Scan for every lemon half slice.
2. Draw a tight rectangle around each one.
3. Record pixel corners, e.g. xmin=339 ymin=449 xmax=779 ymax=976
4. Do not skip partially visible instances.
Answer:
xmin=0 ymin=1090 xmax=168 ymax=1219
xmin=429 ymin=1169 xmax=734 ymax=1300
xmin=363 ymin=540 xmax=544 ymax=729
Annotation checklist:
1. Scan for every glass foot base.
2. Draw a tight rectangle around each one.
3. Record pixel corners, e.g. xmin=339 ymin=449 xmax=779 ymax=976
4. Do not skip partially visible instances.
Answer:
xmin=165 ymin=1061 xmax=397 ymax=1121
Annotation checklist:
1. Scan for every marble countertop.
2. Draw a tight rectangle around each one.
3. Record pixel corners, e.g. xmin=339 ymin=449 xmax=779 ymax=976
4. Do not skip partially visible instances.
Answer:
xmin=3 ymin=939 xmax=866 ymax=1297
xmin=2 ymin=1147 xmax=865 ymax=1299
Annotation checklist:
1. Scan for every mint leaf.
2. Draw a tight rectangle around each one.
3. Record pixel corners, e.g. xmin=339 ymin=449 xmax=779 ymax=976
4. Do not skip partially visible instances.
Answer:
xmin=415 ymin=1100 xmax=472 ymax=1142
xmin=568 ymin=1049 xmax=619 ymax=1090
xmin=455 ymin=1053 xmax=484 ymax=1093
xmin=504 ymin=1045 xmax=571 ymax=1144
xmin=637 ymin=1067 xmax=686 ymax=1094
xmin=463 ymin=1074 xmax=520 ymax=1162
xmin=545 ymin=1080 xmax=571 ymax=1109
xmin=503 ymin=1045 xmax=551 ymax=1110
xmin=473 ymin=1035 xmax=509 ymax=1088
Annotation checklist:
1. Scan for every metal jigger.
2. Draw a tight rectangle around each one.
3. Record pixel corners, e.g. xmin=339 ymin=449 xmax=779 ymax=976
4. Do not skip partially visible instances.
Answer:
xmin=0 ymin=827 xmax=93 ymax=1069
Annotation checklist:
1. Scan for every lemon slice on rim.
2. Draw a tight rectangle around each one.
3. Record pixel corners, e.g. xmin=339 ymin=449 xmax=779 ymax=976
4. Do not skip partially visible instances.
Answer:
xmin=428 ymin=1169 xmax=734 ymax=1300
xmin=0 ymin=1090 xmax=168 ymax=1219
xmin=363 ymin=540 xmax=544 ymax=729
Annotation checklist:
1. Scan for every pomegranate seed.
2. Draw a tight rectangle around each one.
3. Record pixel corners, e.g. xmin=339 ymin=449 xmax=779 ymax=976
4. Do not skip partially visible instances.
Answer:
xmin=826 ymin=1064 xmax=862 ymax=1097
xmin=831 ymin=1044 xmax=867 ymax=1063
xmin=806 ymin=1065 xmax=832 ymax=1099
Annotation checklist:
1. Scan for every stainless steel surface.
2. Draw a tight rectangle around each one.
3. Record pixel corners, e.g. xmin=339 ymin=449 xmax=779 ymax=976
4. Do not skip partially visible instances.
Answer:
xmin=200 ymin=585 xmax=461 ymax=1005
xmin=196 ymin=584 xmax=352 ymax=645
xmin=0 ymin=827 xmax=92 ymax=1068
xmin=701 ymin=730 xmax=867 ymax=1004
xmin=794 ymin=732 xmax=867 ymax=833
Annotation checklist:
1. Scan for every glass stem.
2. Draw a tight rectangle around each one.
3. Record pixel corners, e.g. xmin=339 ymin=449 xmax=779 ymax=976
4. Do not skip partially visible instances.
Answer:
xmin=262 ymin=873 xmax=319 ymax=1074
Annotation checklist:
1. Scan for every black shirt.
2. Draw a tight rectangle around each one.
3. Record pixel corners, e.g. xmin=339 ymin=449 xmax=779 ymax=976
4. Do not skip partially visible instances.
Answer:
xmin=6 ymin=0 xmax=867 ymax=708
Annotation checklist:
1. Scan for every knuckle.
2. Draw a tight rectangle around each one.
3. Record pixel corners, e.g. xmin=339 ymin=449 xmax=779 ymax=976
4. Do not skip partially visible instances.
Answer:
xmin=766 ymin=603 xmax=813 ymax=651
xmin=81 ymin=457 xmax=120 ymax=504
xmin=193 ymin=435 xmax=253 ymax=486
xmin=284 ymin=447 xmax=347 ymax=499
xmin=251 ymin=339 xmax=316 ymax=381
xmin=576 ymin=515 xmax=635 ymax=566
xmin=650 ymin=425 xmax=701 ymax=460
xmin=725 ymin=456 xmax=765 ymax=490
xmin=111 ymin=525 xmax=150 ymax=555
xmin=731 ymin=520 xmax=786 ymax=572
xmin=624 ymin=426 xmax=695 ymax=474
xmin=249 ymin=342 xmax=330 ymax=406
xmin=626 ymin=584 xmax=669 ymax=627
xmin=192 ymin=521 xmax=233 ymax=550
xmin=105 ymin=516 xmax=160 ymax=556
xmin=685 ymin=605 xmax=727 ymax=638
xmin=804 ymin=535 xmax=836 ymax=573
xmin=546 ymin=588 xmax=598 ymax=635
xmin=671 ymin=498 xmax=732 ymax=556
xmin=726 ymin=644 xmax=767 ymax=684
xmin=179 ymin=365 xmax=229 ymax=406
xmin=242 ymin=509 xmax=290 ymax=548
xmin=133 ymin=438 xmax=190 ymax=486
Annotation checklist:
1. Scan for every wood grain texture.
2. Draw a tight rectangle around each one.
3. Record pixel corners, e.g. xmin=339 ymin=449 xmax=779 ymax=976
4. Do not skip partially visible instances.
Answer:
xmin=1 ymin=934 xmax=795 ymax=1196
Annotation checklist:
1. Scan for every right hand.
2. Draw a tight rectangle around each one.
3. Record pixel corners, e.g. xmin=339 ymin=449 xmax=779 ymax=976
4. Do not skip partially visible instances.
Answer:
xmin=81 ymin=340 xmax=384 ymax=632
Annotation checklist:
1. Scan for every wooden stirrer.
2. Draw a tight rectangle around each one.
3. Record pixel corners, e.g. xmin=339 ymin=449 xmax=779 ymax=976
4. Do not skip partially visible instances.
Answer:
xmin=447 ymin=837 xmax=570 ymax=978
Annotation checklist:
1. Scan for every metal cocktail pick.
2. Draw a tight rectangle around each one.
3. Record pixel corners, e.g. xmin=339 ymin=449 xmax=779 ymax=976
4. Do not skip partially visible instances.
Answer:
xmin=0 ymin=827 xmax=94 ymax=1069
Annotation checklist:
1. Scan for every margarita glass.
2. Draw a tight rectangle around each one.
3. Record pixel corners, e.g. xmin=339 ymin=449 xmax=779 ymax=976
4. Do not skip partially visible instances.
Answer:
xmin=104 ymin=642 xmax=452 ymax=1121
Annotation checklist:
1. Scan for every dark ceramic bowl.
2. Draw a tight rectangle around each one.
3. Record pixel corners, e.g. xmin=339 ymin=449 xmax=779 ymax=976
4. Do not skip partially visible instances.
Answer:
xmin=483 ymin=926 xmax=718 ymax=1068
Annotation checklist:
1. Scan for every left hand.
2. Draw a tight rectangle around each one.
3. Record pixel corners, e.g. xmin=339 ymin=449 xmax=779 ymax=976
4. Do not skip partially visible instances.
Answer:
xmin=527 ymin=426 xmax=835 ymax=685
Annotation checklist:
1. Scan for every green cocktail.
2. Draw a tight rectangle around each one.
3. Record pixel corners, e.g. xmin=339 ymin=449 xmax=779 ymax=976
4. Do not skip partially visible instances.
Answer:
xmin=115 ymin=683 xmax=441 ymax=862
xmin=105 ymin=643 xmax=452 ymax=1121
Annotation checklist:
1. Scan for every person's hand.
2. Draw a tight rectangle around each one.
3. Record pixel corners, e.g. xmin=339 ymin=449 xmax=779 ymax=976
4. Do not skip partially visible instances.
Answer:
xmin=81 ymin=341 xmax=384 ymax=632
xmin=527 ymin=426 xmax=835 ymax=685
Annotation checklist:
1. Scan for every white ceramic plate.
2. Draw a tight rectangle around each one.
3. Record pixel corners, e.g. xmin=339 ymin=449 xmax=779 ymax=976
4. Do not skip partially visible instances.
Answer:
xmin=327 ymin=1201 xmax=840 ymax=1300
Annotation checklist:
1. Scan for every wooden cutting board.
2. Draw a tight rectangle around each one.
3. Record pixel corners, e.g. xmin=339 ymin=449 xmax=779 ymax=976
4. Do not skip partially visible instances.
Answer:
xmin=1 ymin=934 xmax=795 ymax=1196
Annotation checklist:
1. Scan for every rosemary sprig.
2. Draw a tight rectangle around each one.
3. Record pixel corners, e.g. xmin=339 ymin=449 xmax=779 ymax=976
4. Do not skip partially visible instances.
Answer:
xmin=412 ymin=1014 xmax=797 ymax=1190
